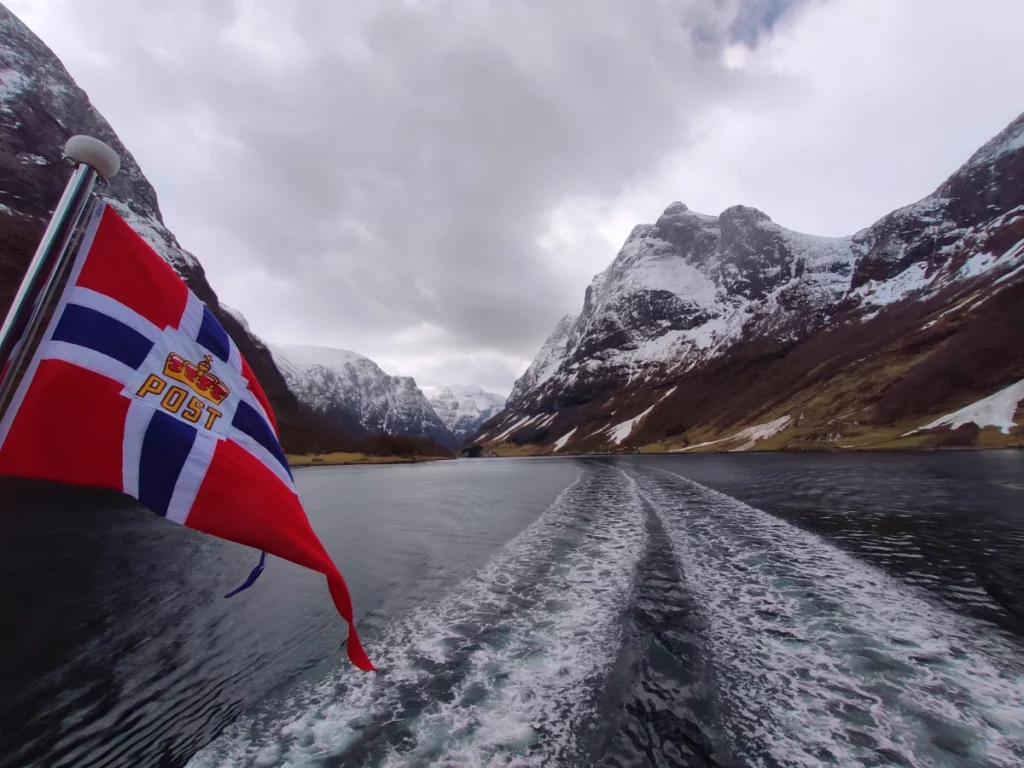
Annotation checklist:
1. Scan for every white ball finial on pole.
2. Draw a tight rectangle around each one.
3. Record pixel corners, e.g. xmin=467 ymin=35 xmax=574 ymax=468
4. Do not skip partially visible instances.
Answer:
xmin=0 ymin=135 xmax=121 ymax=412
xmin=64 ymin=135 xmax=120 ymax=180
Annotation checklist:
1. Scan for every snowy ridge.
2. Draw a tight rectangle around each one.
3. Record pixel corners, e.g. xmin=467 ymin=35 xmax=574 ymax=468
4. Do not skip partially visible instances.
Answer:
xmin=417 ymin=380 xmax=506 ymax=443
xmin=272 ymin=344 xmax=456 ymax=448
xmin=958 ymin=110 xmax=1024 ymax=169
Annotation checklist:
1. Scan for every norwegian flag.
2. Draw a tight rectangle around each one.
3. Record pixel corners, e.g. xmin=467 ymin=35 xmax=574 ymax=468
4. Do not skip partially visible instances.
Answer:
xmin=0 ymin=203 xmax=374 ymax=672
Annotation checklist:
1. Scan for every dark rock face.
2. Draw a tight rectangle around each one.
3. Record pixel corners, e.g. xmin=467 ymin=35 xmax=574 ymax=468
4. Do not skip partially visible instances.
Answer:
xmin=649 ymin=203 xmax=717 ymax=260
xmin=716 ymin=205 xmax=794 ymax=300
xmin=0 ymin=4 xmax=349 ymax=453
xmin=488 ymin=111 xmax=1024 ymax=452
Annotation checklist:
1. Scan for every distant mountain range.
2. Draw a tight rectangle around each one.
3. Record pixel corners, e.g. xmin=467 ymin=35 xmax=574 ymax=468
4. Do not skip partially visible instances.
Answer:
xmin=417 ymin=381 xmax=506 ymax=444
xmin=271 ymin=344 xmax=505 ymax=450
xmin=271 ymin=344 xmax=465 ymax=449
xmin=474 ymin=112 xmax=1024 ymax=454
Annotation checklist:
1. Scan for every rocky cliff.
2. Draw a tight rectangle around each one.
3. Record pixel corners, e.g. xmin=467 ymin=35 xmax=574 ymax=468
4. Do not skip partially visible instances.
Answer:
xmin=477 ymin=112 xmax=1024 ymax=454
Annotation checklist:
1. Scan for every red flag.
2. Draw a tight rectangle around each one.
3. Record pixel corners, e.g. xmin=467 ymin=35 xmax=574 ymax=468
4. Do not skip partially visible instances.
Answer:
xmin=0 ymin=203 xmax=374 ymax=671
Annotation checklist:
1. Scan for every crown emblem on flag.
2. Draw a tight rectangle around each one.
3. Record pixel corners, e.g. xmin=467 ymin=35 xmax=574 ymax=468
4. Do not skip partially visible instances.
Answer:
xmin=163 ymin=352 xmax=230 ymax=405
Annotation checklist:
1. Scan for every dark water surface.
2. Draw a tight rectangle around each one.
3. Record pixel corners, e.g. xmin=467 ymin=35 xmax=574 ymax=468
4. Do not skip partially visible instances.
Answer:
xmin=1 ymin=452 xmax=1022 ymax=767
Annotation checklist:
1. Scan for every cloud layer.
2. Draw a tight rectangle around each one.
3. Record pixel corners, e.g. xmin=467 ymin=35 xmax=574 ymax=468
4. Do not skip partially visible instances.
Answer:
xmin=9 ymin=0 xmax=1024 ymax=392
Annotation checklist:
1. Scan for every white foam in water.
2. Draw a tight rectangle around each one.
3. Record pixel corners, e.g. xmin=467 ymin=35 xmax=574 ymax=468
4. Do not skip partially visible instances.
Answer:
xmin=635 ymin=467 xmax=1024 ymax=768
xmin=190 ymin=465 xmax=646 ymax=767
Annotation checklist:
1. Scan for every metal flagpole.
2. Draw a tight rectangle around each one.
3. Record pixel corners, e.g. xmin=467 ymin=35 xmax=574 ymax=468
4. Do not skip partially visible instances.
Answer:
xmin=0 ymin=136 xmax=120 ymax=416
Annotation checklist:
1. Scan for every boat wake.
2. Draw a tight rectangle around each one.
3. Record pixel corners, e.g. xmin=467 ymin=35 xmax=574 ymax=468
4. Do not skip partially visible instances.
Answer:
xmin=190 ymin=462 xmax=1024 ymax=768
xmin=190 ymin=463 xmax=647 ymax=767
xmin=635 ymin=466 xmax=1024 ymax=767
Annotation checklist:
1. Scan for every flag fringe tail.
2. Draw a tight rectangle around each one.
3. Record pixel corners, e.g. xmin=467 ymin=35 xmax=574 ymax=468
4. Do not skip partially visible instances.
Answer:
xmin=328 ymin=574 xmax=375 ymax=672
xmin=223 ymin=551 xmax=267 ymax=598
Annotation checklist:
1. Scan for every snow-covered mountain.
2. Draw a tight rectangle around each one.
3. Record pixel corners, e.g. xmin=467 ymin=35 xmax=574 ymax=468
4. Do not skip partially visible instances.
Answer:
xmin=271 ymin=345 xmax=458 ymax=448
xmin=417 ymin=381 xmax=506 ymax=444
xmin=506 ymin=203 xmax=857 ymax=411
xmin=476 ymin=112 xmax=1024 ymax=454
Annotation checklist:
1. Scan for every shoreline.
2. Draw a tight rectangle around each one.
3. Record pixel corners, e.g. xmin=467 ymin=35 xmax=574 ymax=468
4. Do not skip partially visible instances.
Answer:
xmin=477 ymin=442 xmax=1023 ymax=459
xmin=287 ymin=452 xmax=452 ymax=469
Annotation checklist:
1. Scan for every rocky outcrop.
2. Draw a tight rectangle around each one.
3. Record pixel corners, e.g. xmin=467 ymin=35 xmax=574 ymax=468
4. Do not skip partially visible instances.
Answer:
xmin=271 ymin=345 xmax=459 ymax=449
xmin=480 ymin=112 xmax=1024 ymax=454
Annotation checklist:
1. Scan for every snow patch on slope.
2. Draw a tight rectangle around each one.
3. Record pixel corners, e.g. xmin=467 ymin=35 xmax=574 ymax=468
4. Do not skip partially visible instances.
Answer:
xmin=728 ymin=415 xmax=792 ymax=451
xmin=607 ymin=406 xmax=655 ymax=445
xmin=491 ymin=414 xmax=536 ymax=443
xmin=674 ymin=415 xmax=792 ymax=452
xmin=908 ymin=379 xmax=1024 ymax=435
xmin=553 ymin=427 xmax=577 ymax=451
xmin=19 ymin=152 xmax=46 ymax=165
xmin=0 ymin=68 xmax=27 ymax=112
xmin=853 ymin=262 xmax=930 ymax=313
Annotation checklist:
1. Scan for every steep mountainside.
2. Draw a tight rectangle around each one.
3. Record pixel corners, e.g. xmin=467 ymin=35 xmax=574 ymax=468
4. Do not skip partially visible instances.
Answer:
xmin=476 ymin=112 xmax=1024 ymax=454
xmin=0 ymin=4 xmax=354 ymax=453
xmin=271 ymin=345 xmax=458 ymax=449
xmin=418 ymin=381 xmax=506 ymax=444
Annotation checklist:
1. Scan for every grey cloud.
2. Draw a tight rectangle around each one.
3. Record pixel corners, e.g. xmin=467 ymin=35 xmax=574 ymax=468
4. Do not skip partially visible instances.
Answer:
xmin=15 ymin=0 xmax=795 ymax=387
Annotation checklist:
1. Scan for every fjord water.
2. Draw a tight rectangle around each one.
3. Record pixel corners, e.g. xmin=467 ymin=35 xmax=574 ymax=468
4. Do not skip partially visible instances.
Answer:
xmin=0 ymin=454 xmax=1021 ymax=767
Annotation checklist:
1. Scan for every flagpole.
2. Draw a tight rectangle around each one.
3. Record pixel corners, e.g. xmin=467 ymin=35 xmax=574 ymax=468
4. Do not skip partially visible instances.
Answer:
xmin=0 ymin=136 xmax=120 ymax=414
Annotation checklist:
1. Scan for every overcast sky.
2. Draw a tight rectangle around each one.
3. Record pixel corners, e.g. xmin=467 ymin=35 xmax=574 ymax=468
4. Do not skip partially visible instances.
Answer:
xmin=9 ymin=0 xmax=1024 ymax=394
